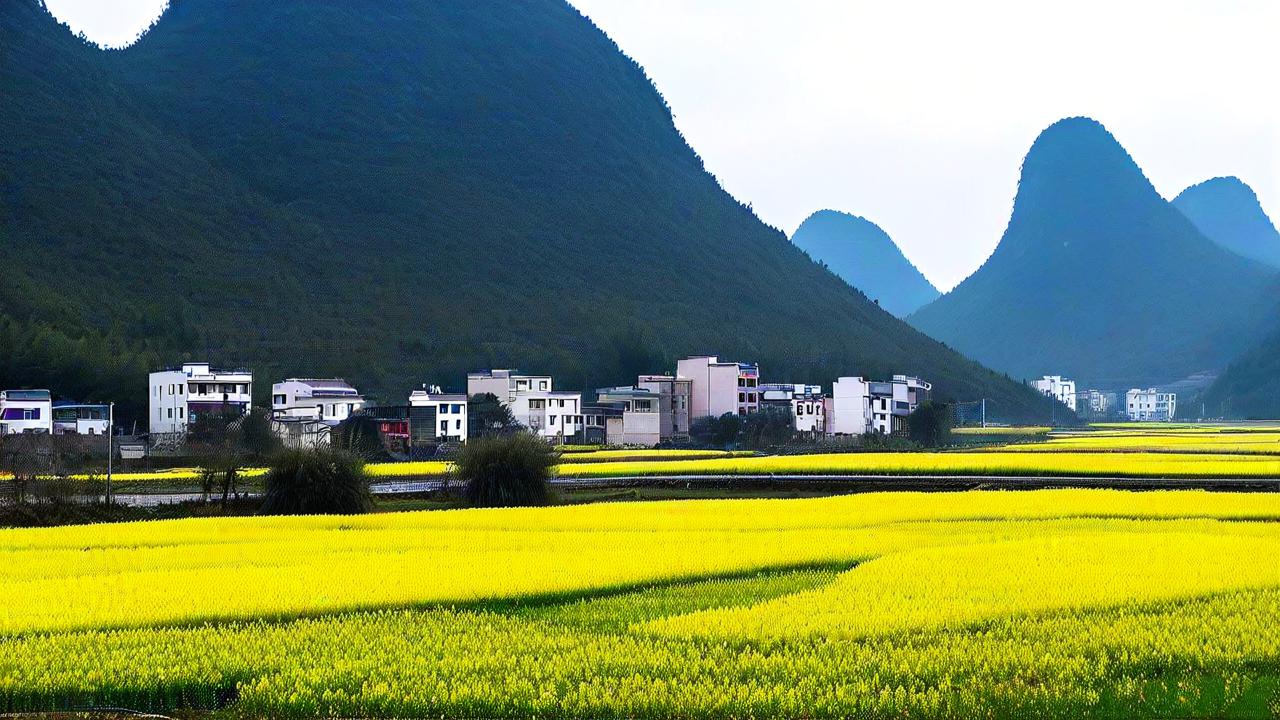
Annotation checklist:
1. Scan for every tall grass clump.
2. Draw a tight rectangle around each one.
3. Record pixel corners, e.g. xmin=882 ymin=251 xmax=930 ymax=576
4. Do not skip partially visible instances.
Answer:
xmin=259 ymin=447 xmax=372 ymax=515
xmin=456 ymin=433 xmax=558 ymax=507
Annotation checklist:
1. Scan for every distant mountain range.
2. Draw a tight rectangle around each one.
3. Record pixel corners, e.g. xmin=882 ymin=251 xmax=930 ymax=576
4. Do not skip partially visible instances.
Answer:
xmin=1173 ymin=177 xmax=1280 ymax=268
xmin=1182 ymin=178 xmax=1280 ymax=417
xmin=908 ymin=117 xmax=1278 ymax=390
xmin=791 ymin=210 xmax=939 ymax=317
xmin=0 ymin=0 xmax=1060 ymax=423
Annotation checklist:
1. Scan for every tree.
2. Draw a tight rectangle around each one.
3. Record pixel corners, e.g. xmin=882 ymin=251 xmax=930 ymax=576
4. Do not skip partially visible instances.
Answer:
xmin=455 ymin=433 xmax=557 ymax=507
xmin=741 ymin=406 xmax=794 ymax=449
xmin=332 ymin=415 xmax=388 ymax=460
xmin=468 ymin=393 xmax=518 ymax=438
xmin=258 ymin=447 xmax=372 ymax=515
xmin=690 ymin=412 xmax=743 ymax=448
xmin=908 ymin=402 xmax=953 ymax=448
xmin=187 ymin=407 xmax=252 ymax=508
xmin=240 ymin=407 xmax=282 ymax=458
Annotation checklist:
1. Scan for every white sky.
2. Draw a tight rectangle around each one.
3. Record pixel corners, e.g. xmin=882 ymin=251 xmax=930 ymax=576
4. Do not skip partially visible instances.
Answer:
xmin=43 ymin=0 xmax=1280 ymax=290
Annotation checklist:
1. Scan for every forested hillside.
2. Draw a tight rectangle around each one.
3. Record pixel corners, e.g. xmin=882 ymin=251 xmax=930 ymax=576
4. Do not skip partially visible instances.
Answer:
xmin=0 ymin=0 xmax=1059 ymax=423
xmin=909 ymin=118 xmax=1278 ymax=390
xmin=791 ymin=210 xmax=939 ymax=317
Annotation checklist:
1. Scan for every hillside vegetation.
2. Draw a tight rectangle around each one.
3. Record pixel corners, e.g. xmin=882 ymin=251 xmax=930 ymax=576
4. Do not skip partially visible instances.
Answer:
xmin=791 ymin=210 xmax=940 ymax=317
xmin=0 ymin=0 xmax=1058 ymax=423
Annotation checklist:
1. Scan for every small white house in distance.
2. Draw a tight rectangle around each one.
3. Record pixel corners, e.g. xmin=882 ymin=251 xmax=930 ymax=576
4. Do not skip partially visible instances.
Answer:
xmin=759 ymin=383 xmax=826 ymax=434
xmin=149 ymin=363 xmax=252 ymax=435
xmin=592 ymin=386 xmax=661 ymax=446
xmin=1032 ymin=375 xmax=1077 ymax=409
xmin=1126 ymin=388 xmax=1177 ymax=421
xmin=52 ymin=402 xmax=110 ymax=435
xmin=408 ymin=386 xmax=469 ymax=442
xmin=0 ymin=389 xmax=53 ymax=434
xmin=272 ymin=379 xmax=365 ymax=424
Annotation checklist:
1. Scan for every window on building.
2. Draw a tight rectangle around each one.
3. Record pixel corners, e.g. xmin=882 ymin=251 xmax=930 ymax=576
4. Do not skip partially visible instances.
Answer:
xmin=748 ymin=393 xmax=756 ymax=403
xmin=549 ymin=415 xmax=557 ymax=425
xmin=739 ymin=392 xmax=745 ymax=403
xmin=178 ymin=407 xmax=184 ymax=418
xmin=539 ymin=381 xmax=548 ymax=390
xmin=167 ymin=408 xmax=173 ymax=419
xmin=455 ymin=419 xmax=462 ymax=430
xmin=440 ymin=420 xmax=448 ymax=433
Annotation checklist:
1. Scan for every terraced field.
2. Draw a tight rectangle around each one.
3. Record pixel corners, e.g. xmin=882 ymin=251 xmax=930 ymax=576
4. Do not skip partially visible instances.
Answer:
xmin=2 ymin=490 xmax=1279 ymax=717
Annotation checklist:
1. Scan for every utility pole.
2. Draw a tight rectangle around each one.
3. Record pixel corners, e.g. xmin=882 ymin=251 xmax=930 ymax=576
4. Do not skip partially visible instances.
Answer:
xmin=106 ymin=401 xmax=114 ymax=505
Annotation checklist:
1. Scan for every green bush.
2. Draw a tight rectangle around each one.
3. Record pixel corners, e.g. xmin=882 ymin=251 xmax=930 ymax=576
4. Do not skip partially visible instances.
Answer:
xmin=908 ymin=402 xmax=953 ymax=448
xmin=455 ymin=433 xmax=557 ymax=508
xmin=259 ymin=448 xmax=372 ymax=515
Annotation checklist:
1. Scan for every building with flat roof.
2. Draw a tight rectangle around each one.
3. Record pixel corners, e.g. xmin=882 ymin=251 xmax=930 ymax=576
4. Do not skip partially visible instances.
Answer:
xmin=828 ymin=375 xmax=931 ymax=436
xmin=149 ymin=363 xmax=252 ymax=435
xmin=408 ymin=386 xmax=469 ymax=442
xmin=588 ymin=386 xmax=660 ymax=446
xmin=637 ymin=374 xmax=692 ymax=442
xmin=51 ymin=402 xmax=110 ymax=435
xmin=0 ymin=389 xmax=53 ymax=434
xmin=466 ymin=369 xmax=552 ymax=403
xmin=468 ymin=369 xmax=580 ymax=441
xmin=676 ymin=356 xmax=760 ymax=420
xmin=1126 ymin=388 xmax=1177 ymax=421
xmin=1032 ymin=375 xmax=1077 ymax=410
xmin=759 ymin=383 xmax=826 ymax=434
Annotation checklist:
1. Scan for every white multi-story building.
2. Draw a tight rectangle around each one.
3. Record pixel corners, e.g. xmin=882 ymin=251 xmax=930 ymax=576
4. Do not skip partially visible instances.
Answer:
xmin=466 ymin=369 xmax=552 ymax=403
xmin=52 ymin=403 xmax=110 ymax=435
xmin=587 ymin=387 xmax=661 ymax=446
xmin=827 ymin=375 xmax=931 ymax=436
xmin=408 ymin=386 xmax=469 ymax=442
xmin=676 ymin=356 xmax=760 ymax=420
xmin=149 ymin=363 xmax=252 ymax=435
xmin=1076 ymin=389 xmax=1114 ymax=418
xmin=272 ymin=379 xmax=365 ymax=425
xmin=467 ymin=369 xmax=579 ymax=440
xmin=0 ymin=389 xmax=53 ymax=434
xmin=759 ymin=383 xmax=826 ymax=434
xmin=1032 ymin=375 xmax=1077 ymax=410
xmin=1126 ymin=388 xmax=1177 ymax=421
xmin=637 ymin=374 xmax=692 ymax=442
xmin=510 ymin=391 xmax=582 ymax=440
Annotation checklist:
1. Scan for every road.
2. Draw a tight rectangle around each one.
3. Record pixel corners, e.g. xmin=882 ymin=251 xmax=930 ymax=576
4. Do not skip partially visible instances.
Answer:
xmin=99 ymin=473 xmax=1280 ymax=507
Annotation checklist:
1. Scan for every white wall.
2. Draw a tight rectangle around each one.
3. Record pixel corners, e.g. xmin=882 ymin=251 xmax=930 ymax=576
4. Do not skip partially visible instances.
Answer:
xmin=829 ymin=377 xmax=871 ymax=436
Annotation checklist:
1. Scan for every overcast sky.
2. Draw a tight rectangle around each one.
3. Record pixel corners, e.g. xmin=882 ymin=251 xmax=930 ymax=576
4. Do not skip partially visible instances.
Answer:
xmin=43 ymin=0 xmax=1280 ymax=290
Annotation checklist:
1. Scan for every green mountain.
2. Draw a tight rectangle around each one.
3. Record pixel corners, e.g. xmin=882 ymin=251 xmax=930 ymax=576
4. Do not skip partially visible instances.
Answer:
xmin=791 ymin=210 xmax=940 ymax=317
xmin=0 ymin=0 xmax=1060 ymax=424
xmin=908 ymin=117 xmax=1278 ymax=389
xmin=1173 ymin=177 xmax=1280 ymax=268
xmin=1187 ymin=179 xmax=1280 ymax=417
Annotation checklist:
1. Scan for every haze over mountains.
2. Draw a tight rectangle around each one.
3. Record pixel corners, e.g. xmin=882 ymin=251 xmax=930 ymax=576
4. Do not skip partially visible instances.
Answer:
xmin=1173 ymin=177 xmax=1280 ymax=268
xmin=791 ymin=211 xmax=939 ymax=317
xmin=0 ymin=0 xmax=1060 ymax=423
xmin=908 ymin=117 xmax=1278 ymax=391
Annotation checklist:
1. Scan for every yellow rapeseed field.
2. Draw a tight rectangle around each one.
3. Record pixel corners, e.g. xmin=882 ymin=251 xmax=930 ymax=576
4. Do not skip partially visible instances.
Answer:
xmin=1 ymin=490 xmax=1279 ymax=717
